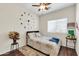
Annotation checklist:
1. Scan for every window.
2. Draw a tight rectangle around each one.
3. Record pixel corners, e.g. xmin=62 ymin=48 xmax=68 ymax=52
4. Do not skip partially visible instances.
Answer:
xmin=48 ymin=18 xmax=67 ymax=33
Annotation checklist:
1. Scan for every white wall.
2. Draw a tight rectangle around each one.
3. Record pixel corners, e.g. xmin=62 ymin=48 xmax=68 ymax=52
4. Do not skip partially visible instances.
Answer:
xmin=76 ymin=4 xmax=79 ymax=56
xmin=39 ymin=5 xmax=76 ymax=48
xmin=0 ymin=4 xmax=39 ymax=54
xmin=39 ymin=5 xmax=76 ymax=34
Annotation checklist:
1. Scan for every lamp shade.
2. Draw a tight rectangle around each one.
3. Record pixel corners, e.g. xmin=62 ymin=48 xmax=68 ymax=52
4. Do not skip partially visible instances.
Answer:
xmin=67 ymin=23 xmax=75 ymax=28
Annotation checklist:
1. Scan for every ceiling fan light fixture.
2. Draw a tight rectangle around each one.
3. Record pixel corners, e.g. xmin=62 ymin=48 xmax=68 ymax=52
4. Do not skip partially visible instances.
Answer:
xmin=39 ymin=4 xmax=47 ymax=11
xmin=40 ymin=5 xmax=45 ymax=10
xmin=32 ymin=3 xmax=51 ymax=11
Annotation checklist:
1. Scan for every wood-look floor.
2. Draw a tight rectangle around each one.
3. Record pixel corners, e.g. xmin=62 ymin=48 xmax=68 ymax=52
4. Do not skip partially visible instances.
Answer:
xmin=0 ymin=49 xmax=24 ymax=56
xmin=58 ymin=46 xmax=77 ymax=56
xmin=0 ymin=46 xmax=77 ymax=56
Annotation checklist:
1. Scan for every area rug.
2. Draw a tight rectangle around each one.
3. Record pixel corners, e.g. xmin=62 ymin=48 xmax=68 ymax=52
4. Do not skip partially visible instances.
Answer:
xmin=19 ymin=46 xmax=46 ymax=56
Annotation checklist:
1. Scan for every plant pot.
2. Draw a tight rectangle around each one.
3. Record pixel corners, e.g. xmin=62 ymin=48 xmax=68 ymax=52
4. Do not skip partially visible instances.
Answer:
xmin=13 ymin=39 xmax=17 ymax=44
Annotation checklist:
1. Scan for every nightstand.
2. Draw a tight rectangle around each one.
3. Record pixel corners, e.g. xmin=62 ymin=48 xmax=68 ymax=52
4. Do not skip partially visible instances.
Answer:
xmin=10 ymin=42 xmax=19 ymax=51
xmin=66 ymin=36 xmax=76 ymax=49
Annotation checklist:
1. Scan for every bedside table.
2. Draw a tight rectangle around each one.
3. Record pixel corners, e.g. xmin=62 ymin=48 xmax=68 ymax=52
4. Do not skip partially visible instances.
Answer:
xmin=10 ymin=42 xmax=19 ymax=51
xmin=66 ymin=36 xmax=76 ymax=49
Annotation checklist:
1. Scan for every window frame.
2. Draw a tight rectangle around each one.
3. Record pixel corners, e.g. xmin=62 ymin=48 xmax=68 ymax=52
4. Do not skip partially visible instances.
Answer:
xmin=47 ymin=18 xmax=68 ymax=33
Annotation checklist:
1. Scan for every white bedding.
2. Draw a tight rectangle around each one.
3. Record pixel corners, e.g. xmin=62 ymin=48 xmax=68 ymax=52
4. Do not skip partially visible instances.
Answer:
xmin=27 ymin=33 xmax=61 ymax=56
xmin=30 ymin=36 xmax=59 ymax=46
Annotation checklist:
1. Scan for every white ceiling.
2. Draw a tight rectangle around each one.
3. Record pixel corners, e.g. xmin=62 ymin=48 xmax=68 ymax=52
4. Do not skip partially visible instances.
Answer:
xmin=18 ymin=3 xmax=75 ymax=16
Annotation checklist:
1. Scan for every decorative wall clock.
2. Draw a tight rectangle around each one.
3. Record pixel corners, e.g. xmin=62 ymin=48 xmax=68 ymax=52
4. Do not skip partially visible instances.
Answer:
xmin=18 ymin=11 xmax=39 ymax=31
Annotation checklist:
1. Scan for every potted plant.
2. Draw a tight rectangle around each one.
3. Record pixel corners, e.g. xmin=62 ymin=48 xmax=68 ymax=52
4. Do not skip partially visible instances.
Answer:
xmin=9 ymin=31 xmax=19 ymax=44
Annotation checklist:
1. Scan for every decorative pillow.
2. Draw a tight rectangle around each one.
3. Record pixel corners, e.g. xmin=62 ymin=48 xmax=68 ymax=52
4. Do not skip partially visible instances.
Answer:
xmin=49 ymin=37 xmax=59 ymax=44
xmin=28 ymin=33 xmax=35 ymax=38
xmin=35 ymin=33 xmax=41 ymax=37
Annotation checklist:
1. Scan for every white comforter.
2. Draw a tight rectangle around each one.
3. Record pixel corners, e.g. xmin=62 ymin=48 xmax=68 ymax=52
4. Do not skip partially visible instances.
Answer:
xmin=27 ymin=36 xmax=61 ymax=56
xmin=31 ymin=36 xmax=59 ymax=46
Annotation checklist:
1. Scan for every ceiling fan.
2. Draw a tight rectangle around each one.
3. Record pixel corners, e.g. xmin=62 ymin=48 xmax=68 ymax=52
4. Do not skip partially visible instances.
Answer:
xmin=32 ymin=3 xmax=51 ymax=11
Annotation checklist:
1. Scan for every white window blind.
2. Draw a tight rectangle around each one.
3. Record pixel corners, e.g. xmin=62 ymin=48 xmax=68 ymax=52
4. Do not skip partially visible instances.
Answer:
xmin=48 ymin=18 xmax=67 ymax=33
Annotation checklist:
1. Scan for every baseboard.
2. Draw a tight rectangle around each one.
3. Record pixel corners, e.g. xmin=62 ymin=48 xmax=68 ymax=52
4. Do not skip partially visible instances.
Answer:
xmin=0 ymin=45 xmax=25 ymax=55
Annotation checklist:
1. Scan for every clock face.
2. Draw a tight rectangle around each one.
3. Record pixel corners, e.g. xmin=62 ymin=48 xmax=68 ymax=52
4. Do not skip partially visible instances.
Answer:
xmin=18 ymin=11 xmax=39 ymax=31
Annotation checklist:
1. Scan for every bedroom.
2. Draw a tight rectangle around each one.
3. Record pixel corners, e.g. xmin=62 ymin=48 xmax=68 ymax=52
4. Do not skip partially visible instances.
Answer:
xmin=0 ymin=3 xmax=79 ymax=56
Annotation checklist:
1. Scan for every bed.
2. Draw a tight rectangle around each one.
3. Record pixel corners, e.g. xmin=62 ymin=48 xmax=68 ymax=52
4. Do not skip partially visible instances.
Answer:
xmin=26 ymin=31 xmax=61 ymax=56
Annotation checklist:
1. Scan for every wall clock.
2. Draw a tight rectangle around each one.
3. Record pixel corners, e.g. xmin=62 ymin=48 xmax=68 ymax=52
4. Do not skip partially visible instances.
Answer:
xmin=18 ymin=11 xmax=38 ymax=31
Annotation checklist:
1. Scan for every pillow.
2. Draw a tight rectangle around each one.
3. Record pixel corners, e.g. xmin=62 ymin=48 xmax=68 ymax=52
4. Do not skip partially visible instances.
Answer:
xmin=49 ymin=37 xmax=59 ymax=44
xmin=28 ymin=33 xmax=35 ymax=38
xmin=35 ymin=33 xmax=41 ymax=37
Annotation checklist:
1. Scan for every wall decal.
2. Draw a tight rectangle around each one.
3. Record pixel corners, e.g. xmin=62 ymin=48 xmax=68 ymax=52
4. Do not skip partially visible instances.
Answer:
xmin=24 ymin=26 xmax=26 ymax=29
xmin=31 ymin=15 xmax=32 ymax=17
xmin=24 ymin=12 xmax=26 ymax=14
xmin=21 ymin=22 xmax=23 ymax=25
xmin=21 ymin=14 xmax=23 ymax=16
xmin=28 ymin=20 xmax=30 ymax=22
xmin=28 ymin=13 xmax=30 ymax=16
xmin=18 ymin=11 xmax=39 ymax=31
xmin=19 ymin=18 xmax=21 ymax=20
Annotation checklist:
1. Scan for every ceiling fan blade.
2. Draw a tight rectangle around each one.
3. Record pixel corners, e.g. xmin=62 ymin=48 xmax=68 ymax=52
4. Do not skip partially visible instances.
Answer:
xmin=45 ymin=7 xmax=50 ymax=10
xmin=45 ymin=7 xmax=48 ymax=10
xmin=47 ymin=3 xmax=51 ymax=5
xmin=32 ymin=5 xmax=40 ymax=7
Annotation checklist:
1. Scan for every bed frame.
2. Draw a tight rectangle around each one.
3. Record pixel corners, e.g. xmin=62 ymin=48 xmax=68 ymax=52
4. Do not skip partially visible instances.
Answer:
xmin=26 ymin=31 xmax=39 ymax=33
xmin=26 ymin=31 xmax=49 ymax=55
xmin=26 ymin=31 xmax=60 ymax=56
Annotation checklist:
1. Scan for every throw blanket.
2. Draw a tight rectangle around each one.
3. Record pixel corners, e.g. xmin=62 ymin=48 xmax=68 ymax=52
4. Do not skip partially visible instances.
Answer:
xmin=49 ymin=37 xmax=59 ymax=44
